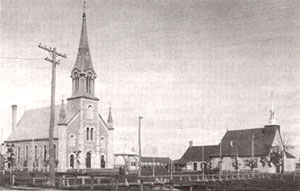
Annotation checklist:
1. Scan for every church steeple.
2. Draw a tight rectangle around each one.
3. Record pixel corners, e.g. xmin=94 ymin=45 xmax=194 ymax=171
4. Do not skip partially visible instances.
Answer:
xmin=107 ymin=105 xmax=113 ymax=130
xmin=58 ymin=100 xmax=67 ymax=125
xmin=69 ymin=2 xmax=98 ymax=101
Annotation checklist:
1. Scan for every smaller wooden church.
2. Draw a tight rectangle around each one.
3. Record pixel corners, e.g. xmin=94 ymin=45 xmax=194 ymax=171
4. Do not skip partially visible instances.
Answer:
xmin=5 ymin=9 xmax=115 ymax=172
xmin=175 ymin=105 xmax=297 ymax=173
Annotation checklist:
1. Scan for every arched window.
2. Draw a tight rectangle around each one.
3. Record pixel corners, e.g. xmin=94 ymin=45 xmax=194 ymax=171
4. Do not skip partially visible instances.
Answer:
xmin=73 ymin=72 xmax=79 ymax=92
xmin=101 ymin=155 xmax=105 ymax=168
xmin=53 ymin=144 xmax=57 ymax=160
xmin=90 ymin=128 xmax=94 ymax=141
xmin=17 ymin=147 xmax=20 ymax=162
xmin=34 ymin=145 xmax=38 ymax=160
xmin=86 ymin=73 xmax=93 ymax=93
xmin=25 ymin=146 xmax=29 ymax=161
xmin=43 ymin=145 xmax=47 ymax=161
xmin=69 ymin=134 xmax=76 ymax=147
xmin=86 ymin=152 xmax=92 ymax=168
xmin=87 ymin=105 xmax=93 ymax=119
xmin=100 ymin=136 xmax=105 ymax=148
xmin=86 ymin=77 xmax=89 ymax=93
xmin=86 ymin=127 xmax=90 ymax=140
xmin=70 ymin=154 xmax=75 ymax=168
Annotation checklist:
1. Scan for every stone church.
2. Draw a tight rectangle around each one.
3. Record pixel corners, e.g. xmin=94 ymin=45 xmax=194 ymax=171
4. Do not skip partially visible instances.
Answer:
xmin=5 ymin=10 xmax=114 ymax=172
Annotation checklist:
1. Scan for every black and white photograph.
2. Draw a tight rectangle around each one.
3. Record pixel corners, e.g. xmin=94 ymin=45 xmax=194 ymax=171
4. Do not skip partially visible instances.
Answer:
xmin=0 ymin=0 xmax=300 ymax=190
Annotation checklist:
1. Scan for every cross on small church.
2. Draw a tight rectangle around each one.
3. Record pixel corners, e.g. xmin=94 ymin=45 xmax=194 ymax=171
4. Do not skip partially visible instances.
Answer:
xmin=83 ymin=1 xmax=87 ymax=13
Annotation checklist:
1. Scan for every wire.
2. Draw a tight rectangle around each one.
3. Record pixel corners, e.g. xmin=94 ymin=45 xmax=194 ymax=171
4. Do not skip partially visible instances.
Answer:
xmin=0 ymin=57 xmax=43 ymax=60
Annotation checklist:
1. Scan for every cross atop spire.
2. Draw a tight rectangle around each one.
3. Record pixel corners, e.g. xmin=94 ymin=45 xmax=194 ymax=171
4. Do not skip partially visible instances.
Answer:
xmin=83 ymin=1 xmax=87 ymax=17
xmin=268 ymin=91 xmax=277 ymax=125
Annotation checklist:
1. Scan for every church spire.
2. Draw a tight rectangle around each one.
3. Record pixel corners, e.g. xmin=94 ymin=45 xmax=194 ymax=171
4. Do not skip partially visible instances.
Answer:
xmin=107 ymin=105 xmax=114 ymax=130
xmin=74 ymin=1 xmax=94 ymax=73
xmin=69 ymin=2 xmax=98 ymax=101
xmin=58 ymin=100 xmax=67 ymax=125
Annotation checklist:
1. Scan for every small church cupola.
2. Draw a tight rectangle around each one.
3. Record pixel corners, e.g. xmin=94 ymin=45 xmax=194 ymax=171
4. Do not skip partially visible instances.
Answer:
xmin=58 ymin=100 xmax=67 ymax=125
xmin=69 ymin=2 xmax=98 ymax=101
xmin=107 ymin=105 xmax=113 ymax=130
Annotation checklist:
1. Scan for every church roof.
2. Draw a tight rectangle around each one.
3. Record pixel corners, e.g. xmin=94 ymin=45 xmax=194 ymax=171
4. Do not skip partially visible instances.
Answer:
xmin=6 ymin=104 xmax=78 ymax=142
xmin=211 ymin=125 xmax=279 ymax=157
xmin=175 ymin=145 xmax=218 ymax=164
xmin=73 ymin=11 xmax=95 ymax=74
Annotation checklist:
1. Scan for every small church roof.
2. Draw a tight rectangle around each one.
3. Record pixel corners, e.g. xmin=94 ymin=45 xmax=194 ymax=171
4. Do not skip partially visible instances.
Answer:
xmin=175 ymin=145 xmax=218 ymax=164
xmin=6 ymin=104 xmax=78 ymax=142
xmin=211 ymin=125 xmax=279 ymax=157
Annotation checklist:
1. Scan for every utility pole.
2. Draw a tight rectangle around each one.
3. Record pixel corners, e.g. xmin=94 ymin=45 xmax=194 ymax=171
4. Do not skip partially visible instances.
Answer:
xmin=219 ymin=140 xmax=222 ymax=176
xmin=38 ymin=43 xmax=66 ymax=187
xmin=251 ymin=133 xmax=255 ymax=176
xmin=138 ymin=116 xmax=143 ymax=177
xmin=202 ymin=146 xmax=205 ymax=177
xmin=0 ymin=127 xmax=3 ymax=155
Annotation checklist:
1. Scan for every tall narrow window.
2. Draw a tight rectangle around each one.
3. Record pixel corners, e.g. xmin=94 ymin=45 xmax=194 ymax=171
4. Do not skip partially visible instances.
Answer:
xmin=90 ymin=128 xmax=94 ymax=141
xmin=53 ymin=144 xmax=57 ymax=160
xmin=25 ymin=146 xmax=29 ymax=161
xmin=86 ymin=78 xmax=89 ymax=93
xmin=34 ymin=145 xmax=38 ymax=160
xmin=43 ymin=145 xmax=47 ymax=161
xmin=69 ymin=134 xmax=76 ymax=147
xmin=86 ymin=152 xmax=92 ymax=168
xmin=100 ymin=136 xmax=105 ymax=148
xmin=101 ymin=155 xmax=105 ymax=168
xmin=70 ymin=154 xmax=74 ymax=168
xmin=86 ymin=127 xmax=90 ymax=140
xmin=87 ymin=105 xmax=93 ymax=119
xmin=17 ymin=147 xmax=20 ymax=162
xmin=75 ymin=78 xmax=79 ymax=91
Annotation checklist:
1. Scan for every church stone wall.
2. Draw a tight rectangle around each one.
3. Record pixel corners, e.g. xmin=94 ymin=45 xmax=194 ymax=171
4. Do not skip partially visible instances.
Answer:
xmin=10 ymin=139 xmax=58 ymax=172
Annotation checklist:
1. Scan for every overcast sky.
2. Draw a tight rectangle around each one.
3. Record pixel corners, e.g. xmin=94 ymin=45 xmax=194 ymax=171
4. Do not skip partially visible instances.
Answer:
xmin=1 ymin=0 xmax=300 ymax=159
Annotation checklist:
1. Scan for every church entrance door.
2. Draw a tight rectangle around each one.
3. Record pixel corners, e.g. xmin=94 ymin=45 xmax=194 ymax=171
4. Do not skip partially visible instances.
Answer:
xmin=101 ymin=155 xmax=105 ymax=168
xmin=86 ymin=152 xmax=92 ymax=168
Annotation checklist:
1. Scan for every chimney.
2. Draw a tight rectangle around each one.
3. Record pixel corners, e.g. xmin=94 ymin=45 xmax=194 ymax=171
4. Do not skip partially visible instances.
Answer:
xmin=189 ymin=141 xmax=193 ymax=147
xmin=11 ymin=105 xmax=17 ymax=132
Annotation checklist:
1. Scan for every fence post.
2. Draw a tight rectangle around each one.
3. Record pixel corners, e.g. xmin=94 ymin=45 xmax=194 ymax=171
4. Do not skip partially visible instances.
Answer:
xmin=139 ymin=180 xmax=144 ymax=191
xmin=90 ymin=176 xmax=94 ymax=190
xmin=114 ymin=178 xmax=118 ymax=191
xmin=170 ymin=183 xmax=174 ymax=191
xmin=73 ymin=176 xmax=77 ymax=189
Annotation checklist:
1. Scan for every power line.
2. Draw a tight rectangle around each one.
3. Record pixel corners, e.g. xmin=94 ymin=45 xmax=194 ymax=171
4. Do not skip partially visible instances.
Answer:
xmin=0 ymin=57 xmax=43 ymax=60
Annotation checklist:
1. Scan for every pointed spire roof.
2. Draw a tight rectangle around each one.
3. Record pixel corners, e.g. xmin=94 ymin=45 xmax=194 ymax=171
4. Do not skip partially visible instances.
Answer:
xmin=107 ymin=105 xmax=113 ymax=124
xmin=58 ymin=100 xmax=67 ymax=125
xmin=73 ymin=2 xmax=95 ymax=74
